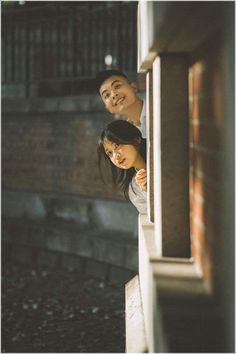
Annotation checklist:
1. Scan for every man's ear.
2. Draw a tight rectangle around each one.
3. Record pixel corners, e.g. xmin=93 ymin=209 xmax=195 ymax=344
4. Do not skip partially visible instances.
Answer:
xmin=104 ymin=103 xmax=112 ymax=114
xmin=130 ymin=82 xmax=138 ymax=92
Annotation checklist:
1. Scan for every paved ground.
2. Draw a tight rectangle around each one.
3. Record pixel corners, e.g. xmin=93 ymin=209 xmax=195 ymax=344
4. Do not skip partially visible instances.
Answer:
xmin=2 ymin=260 xmax=126 ymax=353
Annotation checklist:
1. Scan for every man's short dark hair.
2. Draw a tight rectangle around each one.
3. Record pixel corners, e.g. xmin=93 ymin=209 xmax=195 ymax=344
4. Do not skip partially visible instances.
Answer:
xmin=95 ymin=69 xmax=129 ymax=93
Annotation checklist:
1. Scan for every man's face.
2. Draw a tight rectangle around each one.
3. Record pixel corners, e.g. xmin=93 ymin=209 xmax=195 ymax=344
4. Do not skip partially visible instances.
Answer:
xmin=99 ymin=75 xmax=138 ymax=115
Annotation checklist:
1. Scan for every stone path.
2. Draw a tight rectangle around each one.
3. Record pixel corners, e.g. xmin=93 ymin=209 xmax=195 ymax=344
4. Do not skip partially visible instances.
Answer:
xmin=2 ymin=260 xmax=125 ymax=353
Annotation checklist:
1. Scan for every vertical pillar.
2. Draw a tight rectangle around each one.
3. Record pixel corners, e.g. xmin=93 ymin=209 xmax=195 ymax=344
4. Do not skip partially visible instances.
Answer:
xmin=153 ymin=55 xmax=190 ymax=257
xmin=146 ymin=70 xmax=154 ymax=223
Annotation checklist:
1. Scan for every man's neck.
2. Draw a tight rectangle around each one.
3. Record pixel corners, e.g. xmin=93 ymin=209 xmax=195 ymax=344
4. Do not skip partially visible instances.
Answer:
xmin=122 ymin=98 xmax=143 ymax=126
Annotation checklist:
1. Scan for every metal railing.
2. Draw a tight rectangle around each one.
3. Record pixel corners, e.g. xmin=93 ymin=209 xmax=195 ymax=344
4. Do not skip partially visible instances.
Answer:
xmin=1 ymin=1 xmax=138 ymax=96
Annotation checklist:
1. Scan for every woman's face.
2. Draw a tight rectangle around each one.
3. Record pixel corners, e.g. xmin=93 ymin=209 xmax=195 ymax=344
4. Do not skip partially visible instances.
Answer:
xmin=103 ymin=139 xmax=140 ymax=170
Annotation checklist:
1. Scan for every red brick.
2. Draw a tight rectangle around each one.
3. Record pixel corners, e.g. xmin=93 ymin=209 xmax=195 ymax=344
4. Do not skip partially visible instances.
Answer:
xmin=2 ymin=113 xmax=123 ymax=200
xmin=189 ymin=147 xmax=220 ymax=180
xmin=190 ymin=123 xmax=221 ymax=151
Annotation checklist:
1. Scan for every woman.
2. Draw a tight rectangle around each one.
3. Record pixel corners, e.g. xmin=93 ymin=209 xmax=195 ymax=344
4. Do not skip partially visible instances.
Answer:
xmin=97 ymin=120 xmax=147 ymax=214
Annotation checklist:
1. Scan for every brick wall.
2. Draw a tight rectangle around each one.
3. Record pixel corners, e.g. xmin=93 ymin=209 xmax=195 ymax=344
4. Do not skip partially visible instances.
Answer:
xmin=2 ymin=96 xmax=123 ymax=200
xmin=189 ymin=34 xmax=227 ymax=291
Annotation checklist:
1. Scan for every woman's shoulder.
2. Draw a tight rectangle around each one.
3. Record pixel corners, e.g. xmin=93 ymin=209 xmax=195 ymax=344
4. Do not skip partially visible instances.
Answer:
xmin=128 ymin=175 xmax=147 ymax=212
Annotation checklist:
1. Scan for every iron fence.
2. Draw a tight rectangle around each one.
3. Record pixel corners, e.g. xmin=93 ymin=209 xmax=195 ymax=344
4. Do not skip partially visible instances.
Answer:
xmin=1 ymin=1 xmax=138 ymax=96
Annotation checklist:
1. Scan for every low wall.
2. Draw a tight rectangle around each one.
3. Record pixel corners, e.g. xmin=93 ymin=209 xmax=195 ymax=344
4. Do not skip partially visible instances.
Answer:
xmin=2 ymin=189 xmax=138 ymax=272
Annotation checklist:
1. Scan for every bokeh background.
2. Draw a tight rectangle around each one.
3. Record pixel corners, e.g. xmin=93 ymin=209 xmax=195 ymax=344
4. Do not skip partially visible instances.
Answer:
xmin=2 ymin=1 xmax=143 ymax=278
xmin=1 ymin=1 xmax=143 ymax=352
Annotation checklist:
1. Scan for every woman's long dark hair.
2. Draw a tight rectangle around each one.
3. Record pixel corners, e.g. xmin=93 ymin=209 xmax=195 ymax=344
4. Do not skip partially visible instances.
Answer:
xmin=97 ymin=120 xmax=146 ymax=200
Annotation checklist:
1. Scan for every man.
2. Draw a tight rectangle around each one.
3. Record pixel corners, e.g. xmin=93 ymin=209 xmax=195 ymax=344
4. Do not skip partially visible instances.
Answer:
xmin=95 ymin=69 xmax=147 ymax=193
xmin=95 ymin=69 xmax=146 ymax=138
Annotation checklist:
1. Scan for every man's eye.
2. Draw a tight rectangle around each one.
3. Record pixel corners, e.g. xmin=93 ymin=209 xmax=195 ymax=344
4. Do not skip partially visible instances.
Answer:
xmin=104 ymin=93 xmax=109 ymax=99
xmin=115 ymin=84 xmax=121 ymax=89
xmin=114 ymin=143 xmax=120 ymax=149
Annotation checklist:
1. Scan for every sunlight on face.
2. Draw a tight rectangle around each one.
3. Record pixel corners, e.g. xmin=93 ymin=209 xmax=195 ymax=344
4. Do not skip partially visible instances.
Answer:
xmin=103 ymin=139 xmax=140 ymax=170
xmin=99 ymin=76 xmax=137 ymax=115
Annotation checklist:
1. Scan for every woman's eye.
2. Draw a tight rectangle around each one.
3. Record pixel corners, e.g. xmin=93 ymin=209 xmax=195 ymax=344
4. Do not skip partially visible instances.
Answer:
xmin=115 ymin=84 xmax=121 ymax=89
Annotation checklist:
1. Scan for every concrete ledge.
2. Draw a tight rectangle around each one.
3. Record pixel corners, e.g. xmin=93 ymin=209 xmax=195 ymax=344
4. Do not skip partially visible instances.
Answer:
xmin=125 ymin=275 xmax=148 ymax=353
xmin=138 ymin=214 xmax=163 ymax=352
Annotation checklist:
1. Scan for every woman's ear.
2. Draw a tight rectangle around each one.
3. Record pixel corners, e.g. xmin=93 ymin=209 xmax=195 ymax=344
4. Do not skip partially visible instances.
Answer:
xmin=133 ymin=137 xmax=142 ymax=146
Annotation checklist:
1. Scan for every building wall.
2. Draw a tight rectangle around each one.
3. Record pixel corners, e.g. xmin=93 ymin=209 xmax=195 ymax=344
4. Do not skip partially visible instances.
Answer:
xmin=189 ymin=29 xmax=234 ymax=293
xmin=189 ymin=17 xmax=235 ymax=347
xmin=136 ymin=2 xmax=235 ymax=352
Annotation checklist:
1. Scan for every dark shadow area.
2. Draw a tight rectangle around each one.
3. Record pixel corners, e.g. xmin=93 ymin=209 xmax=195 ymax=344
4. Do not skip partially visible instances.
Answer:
xmin=2 ymin=258 xmax=125 ymax=353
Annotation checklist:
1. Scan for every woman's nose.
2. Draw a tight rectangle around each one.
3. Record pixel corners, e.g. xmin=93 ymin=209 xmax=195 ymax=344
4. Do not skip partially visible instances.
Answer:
xmin=114 ymin=150 xmax=121 ymax=160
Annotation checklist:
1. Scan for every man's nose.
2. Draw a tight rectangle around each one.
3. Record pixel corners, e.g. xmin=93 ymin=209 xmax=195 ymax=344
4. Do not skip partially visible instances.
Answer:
xmin=111 ymin=90 xmax=118 ymax=100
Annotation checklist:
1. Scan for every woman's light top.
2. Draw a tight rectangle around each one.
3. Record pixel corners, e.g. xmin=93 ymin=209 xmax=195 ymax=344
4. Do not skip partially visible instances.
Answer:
xmin=128 ymin=174 xmax=147 ymax=214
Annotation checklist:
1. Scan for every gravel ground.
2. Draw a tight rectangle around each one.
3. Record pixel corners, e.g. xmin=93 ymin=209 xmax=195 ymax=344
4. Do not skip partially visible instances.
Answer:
xmin=1 ymin=260 xmax=126 ymax=353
